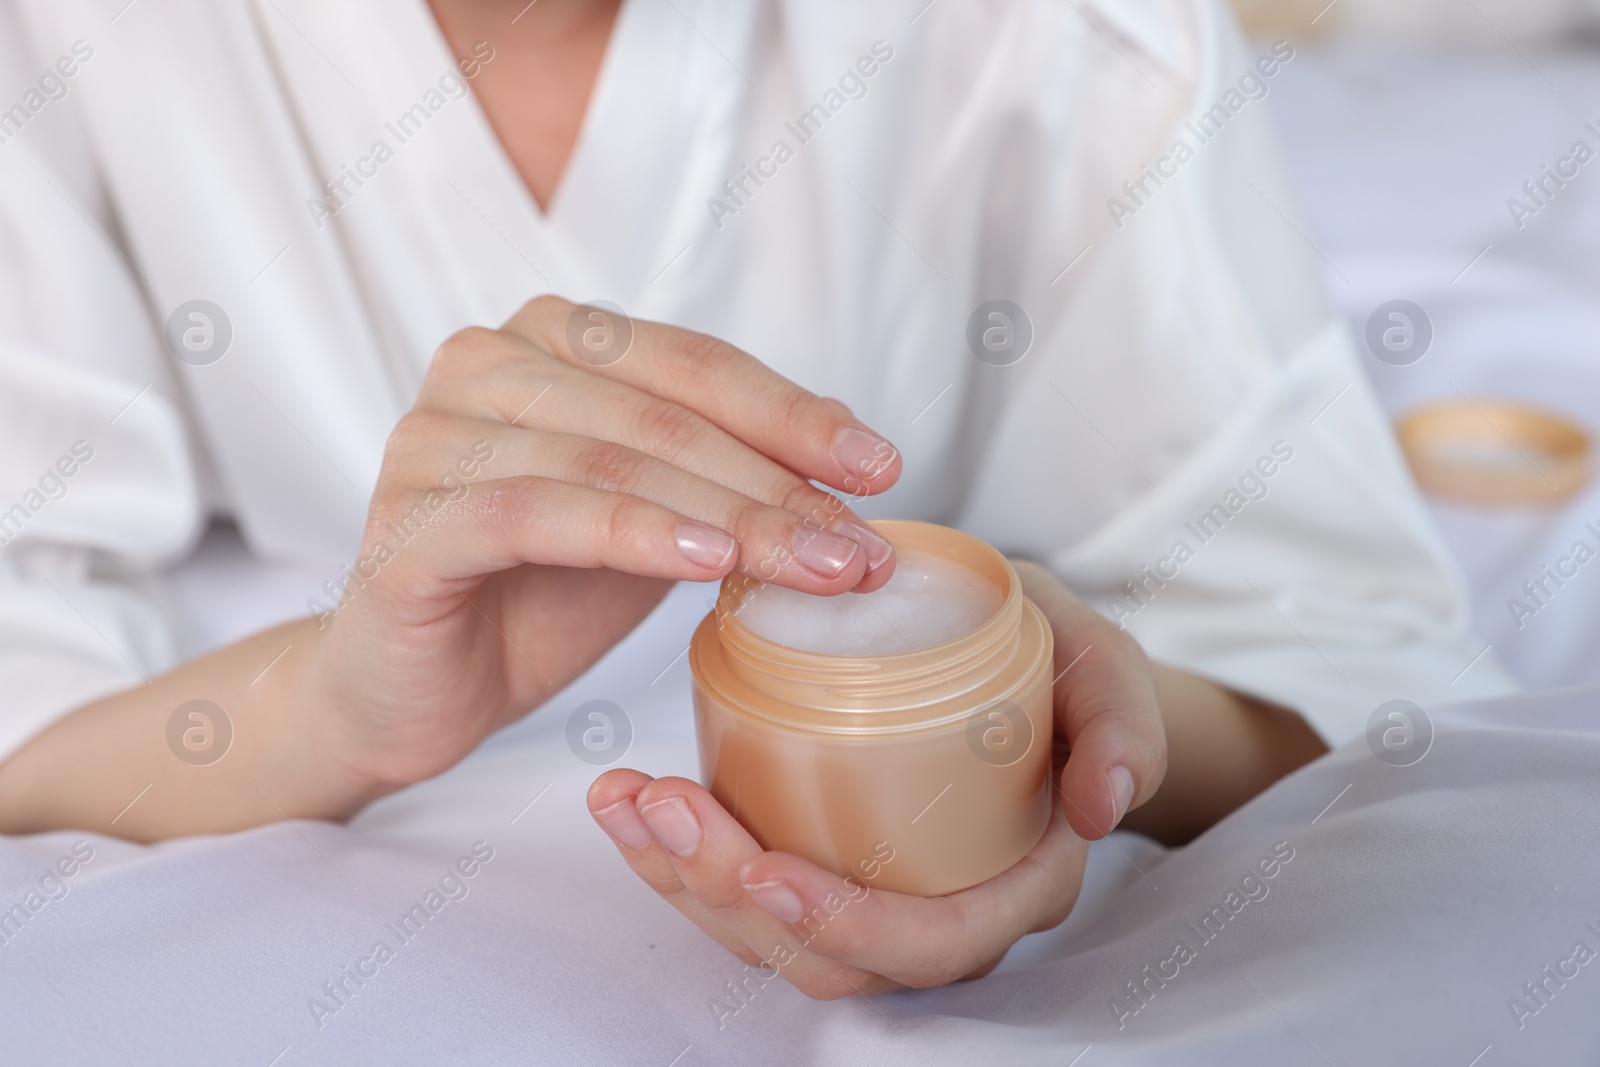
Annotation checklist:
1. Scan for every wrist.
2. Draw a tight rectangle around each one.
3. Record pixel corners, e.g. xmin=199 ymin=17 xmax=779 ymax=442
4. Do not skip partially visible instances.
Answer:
xmin=258 ymin=619 xmax=400 ymax=821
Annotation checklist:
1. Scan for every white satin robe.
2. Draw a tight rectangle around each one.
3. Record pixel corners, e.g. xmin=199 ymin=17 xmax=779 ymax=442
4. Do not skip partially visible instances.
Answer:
xmin=0 ymin=0 xmax=1514 ymax=762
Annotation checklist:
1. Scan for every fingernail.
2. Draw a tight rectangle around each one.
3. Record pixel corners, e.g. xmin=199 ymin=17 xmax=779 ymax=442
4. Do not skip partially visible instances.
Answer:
xmin=830 ymin=519 xmax=894 ymax=571
xmin=743 ymin=879 xmax=805 ymax=923
xmin=833 ymin=426 xmax=897 ymax=482
xmin=1108 ymin=765 xmax=1135 ymax=827
xmin=676 ymin=522 xmax=737 ymax=569
xmin=639 ymin=796 xmax=702 ymax=856
xmin=595 ymin=799 xmax=652 ymax=850
xmin=791 ymin=527 xmax=859 ymax=578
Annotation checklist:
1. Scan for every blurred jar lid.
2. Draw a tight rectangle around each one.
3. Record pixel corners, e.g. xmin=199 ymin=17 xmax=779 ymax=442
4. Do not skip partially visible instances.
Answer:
xmin=1397 ymin=398 xmax=1592 ymax=506
xmin=1231 ymin=0 xmax=1590 ymax=41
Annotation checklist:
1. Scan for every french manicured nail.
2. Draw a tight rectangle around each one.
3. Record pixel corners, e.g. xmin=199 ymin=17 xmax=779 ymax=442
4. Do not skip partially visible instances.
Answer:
xmin=743 ymin=879 xmax=805 ymax=923
xmin=639 ymin=796 xmax=702 ymax=856
xmin=792 ymin=528 xmax=859 ymax=578
xmin=1108 ymin=765 xmax=1135 ymax=827
xmin=832 ymin=426 xmax=897 ymax=481
xmin=831 ymin=519 xmax=894 ymax=571
xmin=676 ymin=523 xmax=737 ymax=569
xmin=595 ymin=798 xmax=652 ymax=850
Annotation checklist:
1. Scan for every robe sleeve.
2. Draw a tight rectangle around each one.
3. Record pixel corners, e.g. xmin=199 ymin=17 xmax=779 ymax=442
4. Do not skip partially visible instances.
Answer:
xmin=0 ymin=16 xmax=202 ymax=759
xmin=953 ymin=0 xmax=1518 ymax=745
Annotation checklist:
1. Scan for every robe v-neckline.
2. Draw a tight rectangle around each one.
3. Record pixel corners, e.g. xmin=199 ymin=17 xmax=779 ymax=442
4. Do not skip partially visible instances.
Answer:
xmin=352 ymin=0 xmax=757 ymax=311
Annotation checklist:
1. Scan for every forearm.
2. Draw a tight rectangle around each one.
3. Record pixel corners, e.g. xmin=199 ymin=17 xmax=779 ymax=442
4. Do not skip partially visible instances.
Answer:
xmin=0 ymin=618 xmax=380 ymax=841
xmin=1119 ymin=665 xmax=1327 ymax=845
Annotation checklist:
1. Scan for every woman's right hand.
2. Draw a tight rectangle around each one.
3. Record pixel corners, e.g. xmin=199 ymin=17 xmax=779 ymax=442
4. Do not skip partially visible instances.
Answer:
xmin=0 ymin=296 xmax=900 ymax=838
xmin=306 ymin=295 xmax=902 ymax=797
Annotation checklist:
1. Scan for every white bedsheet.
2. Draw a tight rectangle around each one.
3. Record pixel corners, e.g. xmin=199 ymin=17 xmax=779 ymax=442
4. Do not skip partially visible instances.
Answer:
xmin=3 ymin=568 xmax=1596 ymax=1064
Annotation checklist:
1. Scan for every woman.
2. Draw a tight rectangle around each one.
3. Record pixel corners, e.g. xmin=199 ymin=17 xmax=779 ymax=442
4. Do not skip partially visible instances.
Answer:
xmin=0 ymin=0 xmax=1508 ymax=1002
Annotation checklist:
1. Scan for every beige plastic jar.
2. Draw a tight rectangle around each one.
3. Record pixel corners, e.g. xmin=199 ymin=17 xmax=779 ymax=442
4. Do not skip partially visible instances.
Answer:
xmin=689 ymin=520 xmax=1054 ymax=897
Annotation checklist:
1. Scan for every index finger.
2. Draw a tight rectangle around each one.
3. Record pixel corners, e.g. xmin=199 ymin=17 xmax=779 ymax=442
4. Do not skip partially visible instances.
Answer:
xmin=503 ymin=296 xmax=902 ymax=496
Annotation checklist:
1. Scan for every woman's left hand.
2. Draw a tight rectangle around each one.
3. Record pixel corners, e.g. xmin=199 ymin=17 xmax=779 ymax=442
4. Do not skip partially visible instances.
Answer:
xmin=585 ymin=559 xmax=1168 ymax=996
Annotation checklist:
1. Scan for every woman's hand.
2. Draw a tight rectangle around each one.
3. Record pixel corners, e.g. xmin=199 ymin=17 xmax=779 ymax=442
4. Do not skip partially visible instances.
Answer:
xmin=0 ymin=296 xmax=903 ymax=839
xmin=586 ymin=561 xmax=1168 ymax=995
xmin=311 ymin=296 xmax=902 ymax=795
xmin=587 ymin=771 xmax=1087 ymax=996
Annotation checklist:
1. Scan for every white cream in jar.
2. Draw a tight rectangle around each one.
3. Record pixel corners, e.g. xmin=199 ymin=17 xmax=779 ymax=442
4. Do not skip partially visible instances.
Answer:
xmin=734 ymin=553 xmax=1004 ymax=656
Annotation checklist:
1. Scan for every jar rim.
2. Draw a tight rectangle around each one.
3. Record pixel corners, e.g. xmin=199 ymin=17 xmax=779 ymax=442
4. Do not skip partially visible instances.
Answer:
xmin=690 ymin=521 xmax=1053 ymax=731
xmin=715 ymin=519 xmax=1016 ymax=662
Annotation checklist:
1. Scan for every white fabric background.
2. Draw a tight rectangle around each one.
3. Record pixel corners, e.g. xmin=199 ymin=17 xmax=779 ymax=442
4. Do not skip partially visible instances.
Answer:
xmin=2 ymin=575 xmax=1594 ymax=1065
xmin=1272 ymin=45 xmax=1600 ymax=691
xmin=1 ymin=3 xmax=1593 ymax=1065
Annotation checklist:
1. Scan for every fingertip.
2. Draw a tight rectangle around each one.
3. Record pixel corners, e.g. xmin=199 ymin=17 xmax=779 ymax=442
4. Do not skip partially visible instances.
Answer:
xmin=755 ymin=529 xmax=870 ymax=595
xmin=742 ymin=877 xmax=807 ymax=924
xmin=586 ymin=768 xmax=650 ymax=814
xmin=675 ymin=521 xmax=739 ymax=578
xmin=1108 ymin=764 xmax=1135 ymax=829
xmin=850 ymin=555 xmax=897 ymax=593
xmin=735 ymin=850 xmax=800 ymax=890
xmin=1055 ymin=706 xmax=1165 ymax=839
xmin=1059 ymin=765 xmax=1113 ymax=840
xmin=747 ymin=851 xmax=871 ymax=902
xmin=829 ymin=518 xmax=896 ymax=592
xmin=648 ymin=774 xmax=706 ymax=793
xmin=790 ymin=527 xmax=868 ymax=587
xmin=830 ymin=425 xmax=901 ymax=496
xmin=589 ymin=769 xmax=655 ymax=850
xmin=735 ymin=856 xmax=847 ymax=927
xmin=636 ymin=775 xmax=714 ymax=811
xmin=872 ymin=449 xmax=904 ymax=491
